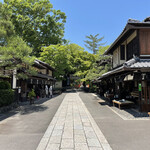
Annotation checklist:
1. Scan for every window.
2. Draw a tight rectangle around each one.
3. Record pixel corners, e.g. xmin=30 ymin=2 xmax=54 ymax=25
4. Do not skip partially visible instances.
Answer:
xmin=127 ymin=37 xmax=139 ymax=60
xmin=120 ymin=45 xmax=125 ymax=60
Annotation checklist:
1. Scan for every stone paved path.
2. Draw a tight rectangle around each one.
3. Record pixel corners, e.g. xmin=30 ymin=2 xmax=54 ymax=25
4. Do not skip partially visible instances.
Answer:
xmin=36 ymin=92 xmax=112 ymax=150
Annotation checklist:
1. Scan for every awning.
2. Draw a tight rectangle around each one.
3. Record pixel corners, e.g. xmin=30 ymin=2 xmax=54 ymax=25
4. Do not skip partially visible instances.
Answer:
xmin=33 ymin=73 xmax=56 ymax=81
xmin=98 ymin=57 xmax=150 ymax=81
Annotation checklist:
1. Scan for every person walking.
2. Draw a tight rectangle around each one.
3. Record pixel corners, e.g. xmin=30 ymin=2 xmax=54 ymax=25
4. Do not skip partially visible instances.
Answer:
xmin=49 ymin=85 xmax=53 ymax=98
xmin=45 ymin=85 xmax=49 ymax=98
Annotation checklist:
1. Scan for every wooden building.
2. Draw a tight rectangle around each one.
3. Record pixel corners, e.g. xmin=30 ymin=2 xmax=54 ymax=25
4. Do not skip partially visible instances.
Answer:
xmin=0 ymin=59 xmax=56 ymax=101
xmin=97 ymin=18 xmax=150 ymax=112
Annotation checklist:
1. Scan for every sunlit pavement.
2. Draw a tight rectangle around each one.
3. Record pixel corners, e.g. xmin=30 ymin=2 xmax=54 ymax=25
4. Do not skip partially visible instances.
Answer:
xmin=36 ymin=92 xmax=112 ymax=150
xmin=0 ymin=93 xmax=66 ymax=150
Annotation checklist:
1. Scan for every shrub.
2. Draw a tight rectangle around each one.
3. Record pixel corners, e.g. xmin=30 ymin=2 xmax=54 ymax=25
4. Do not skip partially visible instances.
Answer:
xmin=28 ymin=89 xmax=36 ymax=99
xmin=0 ymin=80 xmax=11 ymax=89
xmin=0 ymin=89 xmax=14 ymax=107
xmin=89 ymin=85 xmax=97 ymax=93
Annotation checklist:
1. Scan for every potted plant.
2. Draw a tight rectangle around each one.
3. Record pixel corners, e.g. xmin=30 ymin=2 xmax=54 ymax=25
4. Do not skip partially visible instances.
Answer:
xmin=28 ymin=89 xmax=36 ymax=105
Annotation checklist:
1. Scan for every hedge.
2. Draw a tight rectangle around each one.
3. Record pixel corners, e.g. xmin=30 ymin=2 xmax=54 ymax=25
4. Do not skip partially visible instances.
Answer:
xmin=0 ymin=81 xmax=11 ymax=90
xmin=0 ymin=89 xmax=14 ymax=107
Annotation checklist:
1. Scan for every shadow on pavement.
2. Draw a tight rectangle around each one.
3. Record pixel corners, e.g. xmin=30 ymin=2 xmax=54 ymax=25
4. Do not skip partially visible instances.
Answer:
xmin=93 ymin=93 xmax=149 ymax=118
xmin=19 ymin=105 xmax=48 ymax=115
xmin=0 ymin=94 xmax=62 ymax=122
xmin=0 ymin=111 xmax=18 ymax=122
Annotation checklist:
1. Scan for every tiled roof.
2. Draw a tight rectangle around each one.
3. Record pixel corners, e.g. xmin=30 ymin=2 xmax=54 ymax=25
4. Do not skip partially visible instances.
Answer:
xmin=35 ymin=59 xmax=55 ymax=71
xmin=98 ymin=57 xmax=150 ymax=80
xmin=130 ymin=60 xmax=150 ymax=68
xmin=125 ymin=57 xmax=150 ymax=68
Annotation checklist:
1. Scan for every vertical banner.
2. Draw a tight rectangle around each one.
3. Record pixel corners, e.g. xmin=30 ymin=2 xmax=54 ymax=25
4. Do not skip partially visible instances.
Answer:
xmin=13 ymin=69 xmax=17 ymax=89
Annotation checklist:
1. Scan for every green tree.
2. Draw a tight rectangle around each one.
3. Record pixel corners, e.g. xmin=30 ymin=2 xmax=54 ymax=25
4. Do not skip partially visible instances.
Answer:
xmin=4 ymin=0 xmax=66 ymax=57
xmin=40 ymin=44 xmax=95 ymax=81
xmin=85 ymin=45 xmax=111 ymax=81
xmin=40 ymin=44 xmax=71 ymax=80
xmin=0 ymin=2 xmax=14 ymax=46
xmin=98 ymin=45 xmax=110 ymax=55
xmin=73 ymin=49 xmax=95 ymax=80
xmin=85 ymin=55 xmax=112 ymax=81
xmin=0 ymin=4 xmax=36 ymax=79
xmin=0 ymin=36 xmax=36 ymax=79
xmin=84 ymin=34 xmax=105 ymax=54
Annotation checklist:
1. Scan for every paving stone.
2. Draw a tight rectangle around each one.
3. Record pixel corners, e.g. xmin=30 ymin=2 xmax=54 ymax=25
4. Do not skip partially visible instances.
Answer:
xmin=55 ymin=125 xmax=64 ymax=130
xmin=81 ymin=118 xmax=90 ymax=123
xmin=43 ymin=126 xmax=54 ymax=138
xmin=62 ymin=129 xmax=73 ymax=138
xmin=111 ymin=107 xmax=149 ymax=120
xmin=89 ymin=147 xmax=103 ymax=150
xmin=51 ymin=129 xmax=63 ymax=136
xmin=50 ymin=117 xmax=58 ymax=125
xmin=49 ymin=136 xmax=62 ymax=144
xmin=36 ymin=93 xmax=112 ymax=150
xmin=65 ymin=121 xmax=73 ymax=127
xmin=61 ymin=149 xmax=74 ymax=150
xmin=75 ymin=143 xmax=89 ymax=150
xmin=74 ymin=134 xmax=86 ymax=143
xmin=99 ymin=136 xmax=108 ymax=144
xmin=87 ymin=139 xmax=101 ymax=147
xmin=46 ymin=143 xmax=60 ymax=150
xmin=74 ymin=129 xmax=85 ymax=135
xmin=83 ymin=122 xmax=92 ymax=127
xmin=84 ymin=126 xmax=94 ymax=132
xmin=56 ymin=121 xmax=65 ymax=126
xmin=85 ymin=130 xmax=97 ymax=139
xmin=81 ymin=115 xmax=89 ymax=119
xmin=101 ymin=143 xmax=112 ymax=150
xmin=36 ymin=137 xmax=49 ymax=150
xmin=74 ymin=120 xmax=82 ymax=124
xmin=74 ymin=124 xmax=83 ymax=130
xmin=61 ymin=139 xmax=74 ymax=149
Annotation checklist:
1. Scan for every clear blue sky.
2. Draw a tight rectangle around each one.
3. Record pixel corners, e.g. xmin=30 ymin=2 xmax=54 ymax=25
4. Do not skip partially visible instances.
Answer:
xmin=1 ymin=0 xmax=150 ymax=51
xmin=50 ymin=0 xmax=150 ymax=51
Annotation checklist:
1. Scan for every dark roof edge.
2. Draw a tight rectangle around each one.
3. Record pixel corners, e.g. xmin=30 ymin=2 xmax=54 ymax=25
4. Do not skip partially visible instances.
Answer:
xmin=35 ymin=59 xmax=55 ymax=71
xmin=103 ymin=25 xmax=130 ymax=55
xmin=104 ymin=20 xmax=150 ymax=55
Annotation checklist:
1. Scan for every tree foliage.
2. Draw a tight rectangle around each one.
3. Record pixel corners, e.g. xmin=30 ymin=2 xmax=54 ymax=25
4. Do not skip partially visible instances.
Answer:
xmin=0 ymin=3 xmax=36 ymax=79
xmin=85 ymin=45 xmax=112 ymax=81
xmin=85 ymin=55 xmax=112 ymax=81
xmin=40 ymin=44 xmax=71 ymax=80
xmin=40 ymin=44 xmax=95 ymax=80
xmin=0 ymin=2 xmax=14 ymax=46
xmin=40 ymin=43 xmax=111 ymax=82
xmin=4 ymin=0 xmax=66 ymax=56
xmin=84 ymin=34 xmax=105 ymax=54
xmin=98 ymin=45 xmax=110 ymax=55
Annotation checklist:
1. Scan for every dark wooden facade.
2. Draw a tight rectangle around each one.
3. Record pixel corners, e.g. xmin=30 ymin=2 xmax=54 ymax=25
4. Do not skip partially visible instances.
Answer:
xmin=0 ymin=59 xmax=55 ymax=101
xmin=98 ymin=18 xmax=150 ymax=112
xmin=139 ymin=29 xmax=150 ymax=55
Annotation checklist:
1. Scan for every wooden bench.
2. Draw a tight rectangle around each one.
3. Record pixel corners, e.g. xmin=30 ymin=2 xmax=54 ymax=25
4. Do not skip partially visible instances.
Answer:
xmin=131 ymin=91 xmax=139 ymax=98
xmin=112 ymin=100 xmax=134 ymax=109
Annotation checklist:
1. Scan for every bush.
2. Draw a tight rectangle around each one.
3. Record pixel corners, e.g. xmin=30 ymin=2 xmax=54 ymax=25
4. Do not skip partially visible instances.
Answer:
xmin=89 ymin=85 xmax=97 ymax=93
xmin=28 ymin=89 xmax=36 ymax=99
xmin=0 ymin=80 xmax=11 ymax=89
xmin=0 ymin=89 xmax=14 ymax=107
